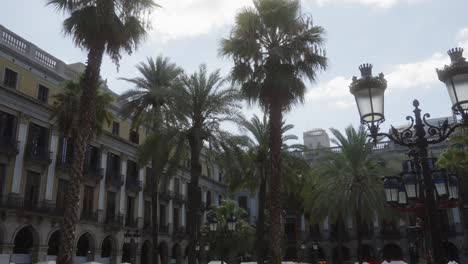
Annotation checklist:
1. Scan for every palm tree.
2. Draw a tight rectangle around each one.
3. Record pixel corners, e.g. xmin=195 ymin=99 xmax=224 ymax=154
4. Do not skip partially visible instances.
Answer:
xmin=178 ymin=64 xmax=242 ymax=264
xmin=233 ymin=115 xmax=301 ymax=264
xmin=119 ymin=56 xmax=184 ymax=264
xmin=47 ymin=1 xmax=156 ymax=262
xmin=51 ymin=78 xmax=114 ymax=139
xmin=221 ymin=1 xmax=327 ymax=261
xmin=302 ymin=125 xmax=394 ymax=264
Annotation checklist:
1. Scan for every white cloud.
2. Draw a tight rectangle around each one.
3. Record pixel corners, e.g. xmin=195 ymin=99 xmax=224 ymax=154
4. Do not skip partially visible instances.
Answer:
xmin=306 ymin=27 xmax=468 ymax=107
xmin=150 ymin=0 xmax=252 ymax=41
xmin=315 ymin=0 xmax=425 ymax=9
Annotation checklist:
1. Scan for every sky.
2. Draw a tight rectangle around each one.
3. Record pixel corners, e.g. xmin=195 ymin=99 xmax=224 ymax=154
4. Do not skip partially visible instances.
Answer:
xmin=1 ymin=0 xmax=468 ymax=143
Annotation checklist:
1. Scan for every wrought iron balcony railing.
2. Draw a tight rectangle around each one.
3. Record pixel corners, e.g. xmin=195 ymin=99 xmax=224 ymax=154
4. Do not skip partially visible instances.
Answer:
xmin=105 ymin=213 xmax=124 ymax=226
xmin=106 ymin=174 xmax=124 ymax=188
xmin=125 ymin=217 xmax=139 ymax=228
xmin=81 ymin=210 xmax=98 ymax=222
xmin=24 ymin=144 xmax=51 ymax=166
xmin=0 ymin=136 xmax=18 ymax=158
xmin=84 ymin=167 xmax=104 ymax=182
xmin=126 ymin=177 xmax=143 ymax=192
xmin=159 ymin=224 xmax=169 ymax=234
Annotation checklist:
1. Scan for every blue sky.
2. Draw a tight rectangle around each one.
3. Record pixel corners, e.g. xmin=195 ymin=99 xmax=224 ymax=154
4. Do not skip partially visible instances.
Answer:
xmin=1 ymin=0 xmax=468 ymax=143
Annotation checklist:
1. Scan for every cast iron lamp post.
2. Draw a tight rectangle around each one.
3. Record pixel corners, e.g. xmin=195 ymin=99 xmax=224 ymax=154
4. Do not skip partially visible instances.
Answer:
xmin=349 ymin=47 xmax=468 ymax=264
xmin=207 ymin=214 xmax=237 ymax=264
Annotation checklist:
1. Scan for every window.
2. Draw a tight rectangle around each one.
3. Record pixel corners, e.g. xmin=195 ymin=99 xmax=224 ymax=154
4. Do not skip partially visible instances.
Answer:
xmin=238 ymin=196 xmax=248 ymax=211
xmin=159 ymin=204 xmax=167 ymax=227
xmin=37 ymin=85 xmax=49 ymax=103
xmin=111 ymin=122 xmax=120 ymax=136
xmin=82 ymin=186 xmax=94 ymax=216
xmin=58 ymin=137 xmax=73 ymax=165
xmin=56 ymin=179 xmax=68 ymax=212
xmin=0 ymin=164 xmax=5 ymax=196
xmin=106 ymin=153 xmax=121 ymax=180
xmin=144 ymin=201 xmax=151 ymax=226
xmin=145 ymin=168 xmax=152 ymax=190
xmin=24 ymin=171 xmax=41 ymax=209
xmin=27 ymin=123 xmax=49 ymax=155
xmin=0 ymin=110 xmax=17 ymax=140
xmin=174 ymin=178 xmax=180 ymax=196
xmin=126 ymin=160 xmax=138 ymax=181
xmin=106 ymin=191 xmax=116 ymax=220
xmin=173 ymin=207 xmax=180 ymax=229
xmin=126 ymin=196 xmax=135 ymax=224
xmin=3 ymin=68 xmax=18 ymax=88
xmin=129 ymin=130 xmax=139 ymax=144
xmin=85 ymin=145 xmax=100 ymax=172
xmin=218 ymin=195 xmax=222 ymax=205
xmin=206 ymin=191 xmax=212 ymax=208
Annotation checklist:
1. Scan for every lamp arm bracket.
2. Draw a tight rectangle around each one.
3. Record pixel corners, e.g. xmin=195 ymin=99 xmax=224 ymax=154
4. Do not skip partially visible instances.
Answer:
xmin=426 ymin=122 xmax=468 ymax=145
xmin=375 ymin=132 xmax=416 ymax=148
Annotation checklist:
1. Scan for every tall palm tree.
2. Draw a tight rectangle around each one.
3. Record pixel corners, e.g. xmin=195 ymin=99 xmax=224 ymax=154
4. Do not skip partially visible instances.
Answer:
xmin=47 ymin=1 xmax=156 ymax=262
xmin=302 ymin=125 xmax=394 ymax=264
xmin=178 ymin=64 xmax=242 ymax=264
xmin=119 ymin=56 xmax=184 ymax=264
xmin=221 ymin=1 xmax=327 ymax=262
xmin=233 ymin=115 xmax=301 ymax=264
xmin=51 ymin=78 xmax=114 ymax=139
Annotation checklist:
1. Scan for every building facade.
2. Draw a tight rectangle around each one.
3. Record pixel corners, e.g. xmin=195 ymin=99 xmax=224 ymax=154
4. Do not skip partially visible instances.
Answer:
xmin=0 ymin=25 xmax=227 ymax=264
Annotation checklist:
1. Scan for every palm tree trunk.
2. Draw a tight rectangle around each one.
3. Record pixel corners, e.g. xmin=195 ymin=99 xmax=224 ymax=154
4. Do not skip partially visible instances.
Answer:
xmin=188 ymin=127 xmax=203 ymax=264
xmin=268 ymin=102 xmax=283 ymax=264
xmin=256 ymin=165 xmax=266 ymax=264
xmin=151 ymin=155 xmax=160 ymax=264
xmin=356 ymin=210 xmax=363 ymax=264
xmin=337 ymin=218 xmax=344 ymax=264
xmin=57 ymin=42 xmax=105 ymax=264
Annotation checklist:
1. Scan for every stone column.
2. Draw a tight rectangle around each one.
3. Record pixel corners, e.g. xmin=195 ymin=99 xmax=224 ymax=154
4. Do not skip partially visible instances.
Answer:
xmin=11 ymin=116 xmax=28 ymax=194
xmin=44 ymin=130 xmax=59 ymax=201
xmin=120 ymin=156 xmax=128 ymax=216
xmin=168 ymin=199 xmax=174 ymax=233
xmin=137 ymin=167 xmax=145 ymax=228
xmin=98 ymin=147 xmax=108 ymax=222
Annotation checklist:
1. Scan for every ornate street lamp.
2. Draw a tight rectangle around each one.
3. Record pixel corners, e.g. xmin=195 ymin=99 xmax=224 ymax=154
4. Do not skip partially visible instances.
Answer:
xmin=383 ymin=176 xmax=400 ymax=203
xmin=398 ymin=182 xmax=408 ymax=205
xmin=448 ymin=174 xmax=459 ymax=200
xmin=349 ymin=47 xmax=468 ymax=264
xmin=227 ymin=215 xmax=237 ymax=231
xmin=437 ymin=48 xmax=468 ymax=120
xmin=402 ymin=170 xmax=419 ymax=200
xmin=208 ymin=215 xmax=218 ymax=232
xmin=432 ymin=170 xmax=449 ymax=198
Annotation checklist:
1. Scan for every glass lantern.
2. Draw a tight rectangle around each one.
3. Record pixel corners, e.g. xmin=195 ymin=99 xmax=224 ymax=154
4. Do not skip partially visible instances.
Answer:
xmin=432 ymin=170 xmax=449 ymax=198
xmin=384 ymin=176 xmax=400 ymax=203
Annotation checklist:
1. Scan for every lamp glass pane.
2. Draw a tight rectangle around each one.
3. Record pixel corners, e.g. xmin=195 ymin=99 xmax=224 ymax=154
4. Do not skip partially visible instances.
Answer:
xmin=449 ymin=175 xmax=459 ymax=199
xmin=391 ymin=188 xmax=399 ymax=203
xmin=398 ymin=190 xmax=407 ymax=205
xmin=433 ymin=171 xmax=448 ymax=197
xmin=354 ymin=87 xmax=385 ymax=122
xmin=445 ymin=73 xmax=468 ymax=111
xmin=403 ymin=172 xmax=418 ymax=199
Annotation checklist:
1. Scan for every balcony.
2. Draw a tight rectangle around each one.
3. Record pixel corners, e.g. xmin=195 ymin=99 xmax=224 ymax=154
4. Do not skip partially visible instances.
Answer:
xmin=105 ymin=213 xmax=124 ymax=227
xmin=0 ymin=136 xmax=18 ymax=158
xmin=0 ymin=196 xmax=65 ymax=216
xmin=56 ymin=155 xmax=73 ymax=171
xmin=125 ymin=216 xmax=139 ymax=228
xmin=126 ymin=177 xmax=143 ymax=192
xmin=24 ymin=144 xmax=51 ymax=167
xmin=81 ymin=210 xmax=98 ymax=222
xmin=173 ymin=193 xmax=186 ymax=204
xmin=159 ymin=224 xmax=169 ymax=234
xmin=160 ymin=190 xmax=173 ymax=202
xmin=106 ymin=174 xmax=124 ymax=189
xmin=84 ymin=167 xmax=104 ymax=183
xmin=143 ymin=220 xmax=152 ymax=230
xmin=173 ymin=227 xmax=186 ymax=239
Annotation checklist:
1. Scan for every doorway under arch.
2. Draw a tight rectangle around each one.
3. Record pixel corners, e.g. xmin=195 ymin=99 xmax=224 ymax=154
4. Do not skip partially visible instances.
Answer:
xmin=101 ymin=236 xmax=115 ymax=264
xmin=382 ymin=243 xmax=403 ymax=261
xmin=47 ymin=230 xmax=61 ymax=261
xmin=12 ymin=226 xmax=38 ymax=264
xmin=444 ymin=242 xmax=459 ymax=262
xmin=76 ymin=232 xmax=95 ymax=264
xmin=141 ymin=240 xmax=151 ymax=264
